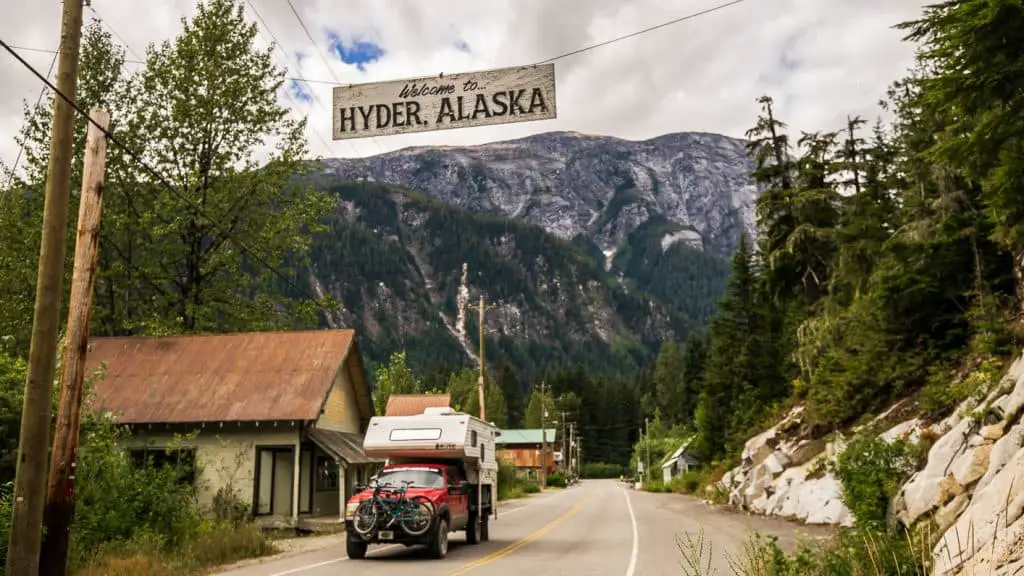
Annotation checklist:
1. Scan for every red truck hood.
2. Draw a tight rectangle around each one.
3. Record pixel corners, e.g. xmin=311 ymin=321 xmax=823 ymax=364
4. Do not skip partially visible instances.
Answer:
xmin=347 ymin=486 xmax=446 ymax=506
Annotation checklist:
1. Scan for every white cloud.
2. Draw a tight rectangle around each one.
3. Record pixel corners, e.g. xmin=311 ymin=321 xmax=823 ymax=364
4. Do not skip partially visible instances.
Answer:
xmin=0 ymin=0 xmax=926 ymax=173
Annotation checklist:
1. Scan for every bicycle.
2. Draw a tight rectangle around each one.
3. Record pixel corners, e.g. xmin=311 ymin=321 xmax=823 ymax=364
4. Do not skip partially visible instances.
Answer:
xmin=352 ymin=480 xmax=435 ymax=537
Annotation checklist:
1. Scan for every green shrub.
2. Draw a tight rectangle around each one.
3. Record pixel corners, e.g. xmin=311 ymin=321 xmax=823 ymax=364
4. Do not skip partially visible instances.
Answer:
xmin=581 ymin=462 xmax=626 ymax=478
xmin=0 ymin=366 xmax=271 ymax=573
xmin=546 ymin=473 xmax=566 ymax=488
xmin=0 ymin=481 xmax=11 ymax=569
xmin=523 ymin=483 xmax=541 ymax=494
xmin=644 ymin=479 xmax=669 ymax=492
xmin=833 ymin=434 xmax=916 ymax=532
xmin=497 ymin=460 xmax=533 ymax=500
xmin=670 ymin=471 xmax=701 ymax=494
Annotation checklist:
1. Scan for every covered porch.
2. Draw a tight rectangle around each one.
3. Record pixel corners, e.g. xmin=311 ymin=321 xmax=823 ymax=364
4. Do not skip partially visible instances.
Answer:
xmin=253 ymin=427 xmax=382 ymax=529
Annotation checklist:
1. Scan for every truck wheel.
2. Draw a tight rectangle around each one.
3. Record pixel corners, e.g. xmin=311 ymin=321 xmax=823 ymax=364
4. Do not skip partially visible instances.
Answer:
xmin=481 ymin=518 xmax=490 ymax=541
xmin=428 ymin=517 xmax=449 ymax=559
xmin=346 ymin=536 xmax=368 ymax=560
xmin=466 ymin=513 xmax=480 ymax=545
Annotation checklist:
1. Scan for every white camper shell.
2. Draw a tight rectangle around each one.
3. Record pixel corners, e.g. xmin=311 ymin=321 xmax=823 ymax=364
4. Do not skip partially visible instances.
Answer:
xmin=363 ymin=406 xmax=499 ymax=486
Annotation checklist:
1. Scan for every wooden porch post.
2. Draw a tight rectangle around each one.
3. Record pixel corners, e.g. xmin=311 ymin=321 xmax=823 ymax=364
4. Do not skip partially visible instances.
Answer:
xmin=336 ymin=458 xmax=346 ymax=520
xmin=291 ymin=443 xmax=300 ymax=523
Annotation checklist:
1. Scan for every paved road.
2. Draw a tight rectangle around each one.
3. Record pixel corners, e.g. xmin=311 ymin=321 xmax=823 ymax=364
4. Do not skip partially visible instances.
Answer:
xmin=216 ymin=480 xmax=831 ymax=576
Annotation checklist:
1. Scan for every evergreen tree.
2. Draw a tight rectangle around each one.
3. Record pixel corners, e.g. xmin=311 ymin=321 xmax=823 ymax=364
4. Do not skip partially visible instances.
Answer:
xmin=497 ymin=362 xmax=524 ymax=427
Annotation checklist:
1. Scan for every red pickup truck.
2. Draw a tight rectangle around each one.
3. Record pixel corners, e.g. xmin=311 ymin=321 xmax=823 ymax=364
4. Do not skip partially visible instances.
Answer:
xmin=344 ymin=408 xmax=499 ymax=560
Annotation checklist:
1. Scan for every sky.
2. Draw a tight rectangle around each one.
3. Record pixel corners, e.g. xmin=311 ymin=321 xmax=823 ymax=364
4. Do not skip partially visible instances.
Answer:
xmin=0 ymin=0 xmax=927 ymax=170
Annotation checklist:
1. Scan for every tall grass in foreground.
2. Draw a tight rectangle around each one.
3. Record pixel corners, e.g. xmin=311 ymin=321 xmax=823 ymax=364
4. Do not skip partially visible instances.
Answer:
xmin=72 ymin=521 xmax=276 ymax=576
xmin=677 ymin=515 xmax=1016 ymax=576
xmin=677 ymin=527 xmax=931 ymax=576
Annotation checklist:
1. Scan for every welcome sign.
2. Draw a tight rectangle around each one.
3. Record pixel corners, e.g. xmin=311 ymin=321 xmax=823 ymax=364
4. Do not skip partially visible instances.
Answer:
xmin=332 ymin=63 xmax=557 ymax=139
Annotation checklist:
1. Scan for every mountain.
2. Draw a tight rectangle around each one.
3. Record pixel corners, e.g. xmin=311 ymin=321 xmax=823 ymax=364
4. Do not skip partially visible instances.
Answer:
xmin=322 ymin=131 xmax=758 ymax=260
xmin=306 ymin=131 xmax=758 ymax=379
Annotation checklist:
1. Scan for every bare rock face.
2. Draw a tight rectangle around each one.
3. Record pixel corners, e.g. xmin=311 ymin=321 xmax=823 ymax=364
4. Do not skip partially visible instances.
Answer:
xmin=322 ymin=131 xmax=757 ymax=256
xmin=719 ymin=351 xmax=1024 ymax=575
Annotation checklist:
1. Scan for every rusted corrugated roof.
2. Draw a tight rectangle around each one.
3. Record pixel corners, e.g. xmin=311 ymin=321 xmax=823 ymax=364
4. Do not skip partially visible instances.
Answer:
xmin=308 ymin=427 xmax=381 ymax=465
xmin=85 ymin=330 xmax=360 ymax=424
xmin=384 ymin=394 xmax=451 ymax=416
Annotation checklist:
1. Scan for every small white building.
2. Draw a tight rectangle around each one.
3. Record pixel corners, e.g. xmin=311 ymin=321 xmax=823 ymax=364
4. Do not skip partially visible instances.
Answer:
xmin=662 ymin=442 xmax=699 ymax=483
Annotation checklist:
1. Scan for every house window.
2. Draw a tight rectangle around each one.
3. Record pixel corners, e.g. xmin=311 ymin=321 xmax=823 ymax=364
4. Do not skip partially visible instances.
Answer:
xmin=129 ymin=447 xmax=197 ymax=485
xmin=315 ymin=456 xmax=339 ymax=492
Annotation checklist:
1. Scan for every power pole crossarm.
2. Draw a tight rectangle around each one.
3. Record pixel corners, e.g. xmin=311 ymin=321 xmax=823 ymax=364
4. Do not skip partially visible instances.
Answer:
xmin=5 ymin=1 xmax=85 ymax=574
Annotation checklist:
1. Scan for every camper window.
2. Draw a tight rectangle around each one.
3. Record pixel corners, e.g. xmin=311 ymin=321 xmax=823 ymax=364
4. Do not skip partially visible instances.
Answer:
xmin=471 ymin=430 xmax=478 ymax=446
xmin=389 ymin=428 xmax=443 ymax=441
xmin=377 ymin=467 xmax=445 ymax=489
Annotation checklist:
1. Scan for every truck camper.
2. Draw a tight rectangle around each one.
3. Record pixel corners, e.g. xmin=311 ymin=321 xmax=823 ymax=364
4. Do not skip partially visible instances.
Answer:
xmin=344 ymin=407 xmax=499 ymax=559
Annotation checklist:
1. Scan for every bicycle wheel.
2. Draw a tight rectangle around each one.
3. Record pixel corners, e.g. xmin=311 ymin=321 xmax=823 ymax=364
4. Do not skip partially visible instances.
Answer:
xmin=399 ymin=496 xmax=434 ymax=536
xmin=352 ymin=500 xmax=379 ymax=536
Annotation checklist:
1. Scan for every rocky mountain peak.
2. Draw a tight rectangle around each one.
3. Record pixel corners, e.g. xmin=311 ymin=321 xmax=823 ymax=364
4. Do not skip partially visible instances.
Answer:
xmin=321 ymin=130 xmax=758 ymax=256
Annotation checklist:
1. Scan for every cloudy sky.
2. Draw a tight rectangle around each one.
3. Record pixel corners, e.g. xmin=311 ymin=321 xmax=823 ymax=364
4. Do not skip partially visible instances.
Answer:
xmin=1 ymin=0 xmax=925 ymax=169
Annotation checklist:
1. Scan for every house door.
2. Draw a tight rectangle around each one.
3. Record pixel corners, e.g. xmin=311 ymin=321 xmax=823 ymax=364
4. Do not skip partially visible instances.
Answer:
xmin=255 ymin=447 xmax=294 ymax=516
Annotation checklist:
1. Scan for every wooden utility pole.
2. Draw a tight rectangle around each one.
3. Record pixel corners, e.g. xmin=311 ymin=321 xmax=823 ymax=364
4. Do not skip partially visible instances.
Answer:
xmin=559 ymin=412 xmax=568 ymax=474
xmin=5 ymin=0 xmax=85 ymax=574
xmin=568 ymin=422 xmax=575 ymax=477
xmin=645 ymin=417 xmax=651 ymax=488
xmin=539 ymin=380 xmax=548 ymax=488
xmin=466 ymin=294 xmax=499 ymax=421
xmin=40 ymin=108 xmax=111 ymax=576
xmin=575 ymin=435 xmax=582 ymax=479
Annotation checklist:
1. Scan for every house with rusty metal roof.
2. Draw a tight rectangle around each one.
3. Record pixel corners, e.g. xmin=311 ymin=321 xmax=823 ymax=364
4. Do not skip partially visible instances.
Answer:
xmin=84 ymin=328 xmax=382 ymax=527
xmin=384 ymin=393 xmax=451 ymax=416
xmin=495 ymin=428 xmax=559 ymax=479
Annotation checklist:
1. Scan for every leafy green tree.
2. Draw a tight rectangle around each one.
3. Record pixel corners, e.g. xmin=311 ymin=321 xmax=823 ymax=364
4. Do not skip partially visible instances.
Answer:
xmin=1 ymin=1 xmax=333 ymax=348
xmin=446 ymin=368 xmax=508 ymax=427
xmin=373 ymin=351 xmax=420 ymax=415
xmin=523 ymin=385 xmax=555 ymax=429
xmin=0 ymin=348 xmax=26 ymax=484
xmin=651 ymin=341 xmax=684 ymax=424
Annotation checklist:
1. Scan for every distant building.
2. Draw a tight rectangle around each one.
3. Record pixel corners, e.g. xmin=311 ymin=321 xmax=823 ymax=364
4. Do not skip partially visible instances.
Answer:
xmin=662 ymin=441 xmax=699 ymax=483
xmin=85 ymin=329 xmax=381 ymax=528
xmin=495 ymin=428 xmax=559 ymax=478
xmin=384 ymin=393 xmax=451 ymax=416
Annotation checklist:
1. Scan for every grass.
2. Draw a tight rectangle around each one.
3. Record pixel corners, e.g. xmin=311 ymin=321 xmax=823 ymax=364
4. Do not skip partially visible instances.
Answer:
xmin=498 ymin=480 xmax=542 ymax=501
xmin=73 ymin=521 xmax=276 ymax=576
xmin=674 ymin=485 xmax=1021 ymax=576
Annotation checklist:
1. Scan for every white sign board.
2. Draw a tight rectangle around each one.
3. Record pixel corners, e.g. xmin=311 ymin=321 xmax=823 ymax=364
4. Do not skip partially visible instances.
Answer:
xmin=332 ymin=63 xmax=557 ymax=140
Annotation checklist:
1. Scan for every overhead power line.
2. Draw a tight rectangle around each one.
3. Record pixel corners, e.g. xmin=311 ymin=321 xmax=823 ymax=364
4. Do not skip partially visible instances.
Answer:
xmin=0 ymin=36 xmax=340 ymax=321
xmin=278 ymin=0 xmax=384 ymax=155
xmin=537 ymin=0 xmax=752 ymax=63
xmin=6 ymin=44 xmax=340 ymax=86
xmin=3 ymin=49 xmax=56 ymax=194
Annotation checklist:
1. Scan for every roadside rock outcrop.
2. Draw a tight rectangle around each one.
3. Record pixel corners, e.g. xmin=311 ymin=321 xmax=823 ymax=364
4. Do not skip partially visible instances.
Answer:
xmin=718 ymin=351 xmax=1024 ymax=575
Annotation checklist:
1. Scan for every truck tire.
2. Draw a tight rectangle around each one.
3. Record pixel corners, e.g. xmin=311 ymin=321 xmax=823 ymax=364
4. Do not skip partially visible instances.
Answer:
xmin=466 ymin=513 xmax=480 ymax=545
xmin=346 ymin=536 xmax=368 ymax=560
xmin=428 ymin=517 xmax=449 ymax=559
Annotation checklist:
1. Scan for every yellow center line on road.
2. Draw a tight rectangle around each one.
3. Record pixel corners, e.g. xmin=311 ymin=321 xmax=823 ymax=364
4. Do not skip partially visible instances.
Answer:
xmin=443 ymin=491 xmax=599 ymax=576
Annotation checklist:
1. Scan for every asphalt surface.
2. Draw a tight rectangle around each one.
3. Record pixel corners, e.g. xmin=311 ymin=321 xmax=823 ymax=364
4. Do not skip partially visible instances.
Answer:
xmin=216 ymin=480 xmax=831 ymax=576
